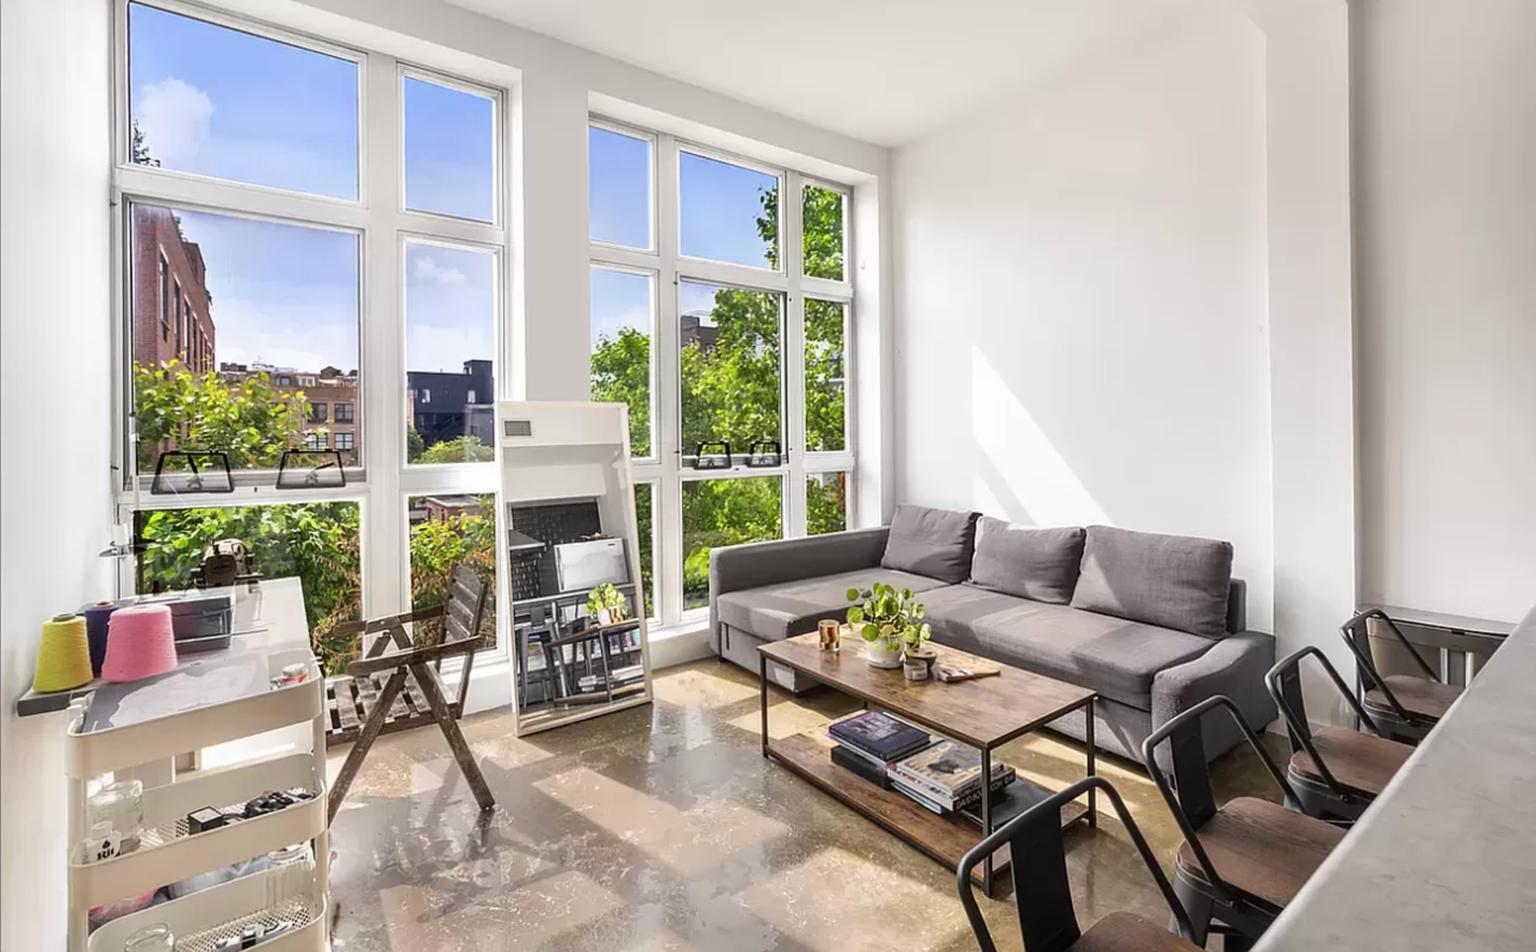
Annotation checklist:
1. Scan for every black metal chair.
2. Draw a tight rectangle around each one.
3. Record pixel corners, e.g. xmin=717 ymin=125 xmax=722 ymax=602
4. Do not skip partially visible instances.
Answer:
xmin=1142 ymin=696 xmax=1345 ymax=949
xmin=957 ymin=776 xmax=1200 ymax=952
xmin=1340 ymin=608 xmax=1462 ymax=743
xmin=1265 ymin=646 xmax=1415 ymax=823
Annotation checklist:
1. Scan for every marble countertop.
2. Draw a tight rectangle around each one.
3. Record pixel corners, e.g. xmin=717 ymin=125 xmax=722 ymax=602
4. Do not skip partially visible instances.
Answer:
xmin=1254 ymin=601 xmax=1536 ymax=951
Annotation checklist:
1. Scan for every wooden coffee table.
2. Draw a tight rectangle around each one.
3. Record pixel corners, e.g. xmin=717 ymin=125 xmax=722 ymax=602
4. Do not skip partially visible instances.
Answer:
xmin=758 ymin=632 xmax=1097 ymax=894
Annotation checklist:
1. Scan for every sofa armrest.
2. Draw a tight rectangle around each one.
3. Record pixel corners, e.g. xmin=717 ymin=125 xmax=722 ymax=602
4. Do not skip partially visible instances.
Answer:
xmin=1227 ymin=578 xmax=1247 ymax=633
xmin=1150 ymin=630 xmax=1277 ymax=763
xmin=708 ymin=527 xmax=889 ymax=651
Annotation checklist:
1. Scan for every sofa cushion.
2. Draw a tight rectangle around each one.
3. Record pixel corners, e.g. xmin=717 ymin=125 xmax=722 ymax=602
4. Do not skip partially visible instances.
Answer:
xmin=922 ymin=586 xmax=1213 ymax=710
xmin=1071 ymin=525 xmax=1233 ymax=638
xmin=880 ymin=504 xmax=980 ymax=584
xmin=969 ymin=518 xmax=1084 ymax=604
xmin=716 ymin=568 xmax=949 ymax=643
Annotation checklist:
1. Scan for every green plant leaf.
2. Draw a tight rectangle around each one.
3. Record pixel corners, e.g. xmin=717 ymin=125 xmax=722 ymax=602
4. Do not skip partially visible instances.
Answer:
xmin=860 ymin=623 xmax=879 ymax=642
xmin=845 ymin=587 xmax=860 ymax=602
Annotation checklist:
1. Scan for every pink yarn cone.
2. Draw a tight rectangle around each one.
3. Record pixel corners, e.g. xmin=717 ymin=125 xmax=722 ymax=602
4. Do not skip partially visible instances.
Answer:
xmin=102 ymin=604 xmax=179 ymax=683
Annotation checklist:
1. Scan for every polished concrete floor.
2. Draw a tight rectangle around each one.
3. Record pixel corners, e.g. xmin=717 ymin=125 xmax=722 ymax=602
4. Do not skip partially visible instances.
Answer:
xmin=327 ymin=659 xmax=1282 ymax=951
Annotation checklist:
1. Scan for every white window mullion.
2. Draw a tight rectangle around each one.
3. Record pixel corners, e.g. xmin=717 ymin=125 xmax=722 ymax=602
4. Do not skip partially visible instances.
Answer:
xmin=654 ymin=132 xmax=684 ymax=628
xmin=360 ymin=51 xmax=403 ymax=621
xmin=784 ymin=171 xmax=808 ymax=539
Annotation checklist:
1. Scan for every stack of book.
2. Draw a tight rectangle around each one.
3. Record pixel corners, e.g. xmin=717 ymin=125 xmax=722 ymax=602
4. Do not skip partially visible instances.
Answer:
xmin=826 ymin=713 xmax=1016 ymax=819
xmin=826 ymin=711 xmax=935 ymax=788
xmin=888 ymin=741 xmax=1015 ymax=816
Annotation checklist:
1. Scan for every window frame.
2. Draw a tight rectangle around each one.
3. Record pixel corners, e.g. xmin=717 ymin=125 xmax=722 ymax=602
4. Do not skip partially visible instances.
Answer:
xmin=111 ymin=0 xmax=517 ymax=699
xmin=588 ymin=260 xmax=661 ymax=464
xmin=589 ymin=116 xmax=856 ymax=630
xmin=588 ymin=118 xmax=658 ymax=255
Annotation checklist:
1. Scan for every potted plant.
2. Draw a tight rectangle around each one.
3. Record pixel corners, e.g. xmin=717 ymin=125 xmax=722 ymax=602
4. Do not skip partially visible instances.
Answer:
xmin=586 ymin=583 xmax=628 ymax=625
xmin=846 ymin=582 xmax=931 ymax=670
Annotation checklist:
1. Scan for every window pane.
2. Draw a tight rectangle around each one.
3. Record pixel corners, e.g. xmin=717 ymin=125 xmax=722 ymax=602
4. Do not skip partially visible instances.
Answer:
xmin=634 ymin=483 xmax=655 ymax=619
xmin=590 ymin=267 xmax=653 ymax=457
xmin=679 ymin=281 xmax=782 ymax=457
xmin=130 ymin=204 xmax=360 ymax=471
xmin=807 ymin=472 xmax=849 ymax=535
xmin=803 ymin=184 xmax=846 ymax=281
xmin=589 ymin=126 xmax=652 ymax=249
xmin=679 ymin=151 xmax=779 ymax=269
xmin=804 ymin=298 xmax=848 ymax=453
xmin=405 ymin=241 xmax=496 ymax=464
xmin=127 ymin=3 xmax=358 ymax=199
xmin=404 ymin=75 xmax=495 ymax=222
xmin=682 ymin=477 xmax=782 ymax=609
xmin=134 ymin=503 xmax=361 ymax=673
xmin=408 ymin=494 xmax=498 ymax=650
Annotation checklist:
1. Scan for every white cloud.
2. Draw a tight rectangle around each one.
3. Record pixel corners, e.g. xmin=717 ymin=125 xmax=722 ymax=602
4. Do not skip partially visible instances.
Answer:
xmin=137 ymin=78 xmax=213 ymax=167
xmin=413 ymin=256 xmax=466 ymax=286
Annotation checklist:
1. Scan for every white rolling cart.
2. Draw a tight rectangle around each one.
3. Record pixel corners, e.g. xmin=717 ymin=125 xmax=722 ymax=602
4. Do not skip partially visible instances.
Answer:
xmin=52 ymin=579 xmax=330 ymax=952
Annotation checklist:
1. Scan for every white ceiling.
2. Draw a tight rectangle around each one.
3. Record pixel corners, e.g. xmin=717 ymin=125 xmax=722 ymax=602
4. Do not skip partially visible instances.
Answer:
xmin=442 ymin=0 xmax=1191 ymax=146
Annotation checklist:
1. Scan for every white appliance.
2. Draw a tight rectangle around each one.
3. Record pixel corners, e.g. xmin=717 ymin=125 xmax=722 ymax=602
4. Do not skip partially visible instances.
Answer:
xmin=555 ymin=538 xmax=628 ymax=592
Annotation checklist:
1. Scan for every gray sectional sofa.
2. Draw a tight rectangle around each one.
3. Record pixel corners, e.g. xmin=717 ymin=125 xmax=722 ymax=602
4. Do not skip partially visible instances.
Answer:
xmin=709 ymin=505 xmax=1276 ymax=763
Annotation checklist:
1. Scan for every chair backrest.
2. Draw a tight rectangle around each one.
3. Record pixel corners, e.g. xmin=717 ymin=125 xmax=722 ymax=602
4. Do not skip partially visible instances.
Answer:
xmin=1142 ymin=696 xmax=1298 ymax=907
xmin=443 ymin=564 xmax=490 ymax=647
xmin=957 ymin=776 xmax=1193 ymax=952
xmin=1266 ymin=646 xmax=1384 ymax=798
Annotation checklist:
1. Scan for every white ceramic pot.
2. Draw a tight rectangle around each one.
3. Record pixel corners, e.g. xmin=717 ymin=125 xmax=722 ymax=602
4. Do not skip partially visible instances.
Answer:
xmin=865 ymin=640 xmax=903 ymax=669
xmin=596 ymin=608 xmax=613 ymax=626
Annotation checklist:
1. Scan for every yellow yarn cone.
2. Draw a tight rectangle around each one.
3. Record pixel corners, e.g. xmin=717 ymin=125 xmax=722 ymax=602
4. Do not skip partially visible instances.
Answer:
xmin=33 ymin=613 xmax=93 ymax=693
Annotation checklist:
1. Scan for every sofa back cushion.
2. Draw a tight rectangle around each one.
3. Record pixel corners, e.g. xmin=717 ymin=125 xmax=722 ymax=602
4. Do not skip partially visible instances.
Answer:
xmin=1071 ymin=525 xmax=1233 ymax=638
xmin=881 ymin=504 xmax=980 ymax=583
xmin=968 ymin=518 xmax=1084 ymax=604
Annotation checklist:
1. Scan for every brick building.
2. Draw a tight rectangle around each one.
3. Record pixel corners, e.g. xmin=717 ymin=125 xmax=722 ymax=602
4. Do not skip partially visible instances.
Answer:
xmin=133 ymin=205 xmax=215 ymax=373
xmin=220 ymin=362 xmax=362 ymax=466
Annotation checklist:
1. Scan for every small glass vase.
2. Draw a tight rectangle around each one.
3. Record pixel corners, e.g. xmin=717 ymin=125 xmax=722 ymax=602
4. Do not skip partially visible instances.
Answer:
xmin=122 ymin=923 xmax=176 ymax=952
xmin=264 ymin=843 xmax=317 ymax=917
xmin=88 ymin=779 xmax=144 ymax=853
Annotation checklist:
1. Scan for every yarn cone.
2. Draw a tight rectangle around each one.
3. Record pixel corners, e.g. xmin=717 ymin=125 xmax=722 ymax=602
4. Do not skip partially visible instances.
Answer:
xmin=102 ymin=604 xmax=179 ymax=683
xmin=33 ymin=614 xmax=94 ymax=693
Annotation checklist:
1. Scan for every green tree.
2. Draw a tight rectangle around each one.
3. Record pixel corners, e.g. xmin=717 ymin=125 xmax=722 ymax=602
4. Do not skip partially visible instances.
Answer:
xmin=136 ymin=503 xmax=362 ymax=673
xmin=415 ymin=434 xmax=495 ymax=464
xmin=409 ymin=496 xmax=497 ymax=645
xmin=134 ymin=361 xmax=311 ymax=469
xmin=590 ymin=325 xmax=652 ymax=455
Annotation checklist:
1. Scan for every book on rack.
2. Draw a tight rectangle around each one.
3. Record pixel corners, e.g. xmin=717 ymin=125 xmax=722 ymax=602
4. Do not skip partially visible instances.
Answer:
xmin=827 ymin=710 xmax=935 ymax=763
xmin=890 ymin=741 xmax=1014 ymax=809
xmin=829 ymin=744 xmax=892 ymax=788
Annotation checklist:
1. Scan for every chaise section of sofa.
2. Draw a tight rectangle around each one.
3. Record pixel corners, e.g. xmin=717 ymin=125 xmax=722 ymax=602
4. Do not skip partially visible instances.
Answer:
xmin=708 ymin=508 xmax=1276 ymax=763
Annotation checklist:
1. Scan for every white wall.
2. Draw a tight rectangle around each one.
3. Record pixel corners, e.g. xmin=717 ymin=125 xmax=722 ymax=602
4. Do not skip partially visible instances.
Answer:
xmin=891 ymin=5 xmax=1276 ymax=629
xmin=1353 ymin=0 xmax=1536 ymax=624
xmin=0 ymin=0 xmax=115 ymax=947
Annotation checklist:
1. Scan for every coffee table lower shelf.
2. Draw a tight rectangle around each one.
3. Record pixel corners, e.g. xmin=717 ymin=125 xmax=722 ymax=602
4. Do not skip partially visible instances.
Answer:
xmin=766 ymin=731 xmax=1088 ymax=889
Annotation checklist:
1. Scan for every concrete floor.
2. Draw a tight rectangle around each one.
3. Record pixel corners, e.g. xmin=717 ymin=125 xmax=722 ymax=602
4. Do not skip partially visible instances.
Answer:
xmin=327 ymin=659 xmax=1282 ymax=951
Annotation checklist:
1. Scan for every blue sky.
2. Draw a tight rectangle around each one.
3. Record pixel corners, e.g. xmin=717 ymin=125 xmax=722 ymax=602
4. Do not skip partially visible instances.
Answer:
xmin=131 ymin=3 xmax=774 ymax=376
xmin=131 ymin=3 xmax=494 ymax=374
xmin=590 ymin=129 xmax=780 ymax=347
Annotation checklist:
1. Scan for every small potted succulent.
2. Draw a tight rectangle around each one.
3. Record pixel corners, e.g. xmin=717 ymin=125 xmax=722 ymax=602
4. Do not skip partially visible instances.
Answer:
xmin=846 ymin=582 xmax=931 ymax=671
xmin=586 ymin=583 xmax=628 ymax=625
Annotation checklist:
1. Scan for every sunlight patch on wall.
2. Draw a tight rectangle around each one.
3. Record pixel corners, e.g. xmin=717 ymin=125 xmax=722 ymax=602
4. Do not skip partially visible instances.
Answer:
xmin=971 ymin=345 xmax=1108 ymax=526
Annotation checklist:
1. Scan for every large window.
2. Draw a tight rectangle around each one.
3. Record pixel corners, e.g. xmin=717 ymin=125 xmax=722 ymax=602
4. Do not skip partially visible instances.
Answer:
xmin=117 ymin=3 xmax=508 ymax=682
xmin=590 ymin=119 xmax=855 ymax=627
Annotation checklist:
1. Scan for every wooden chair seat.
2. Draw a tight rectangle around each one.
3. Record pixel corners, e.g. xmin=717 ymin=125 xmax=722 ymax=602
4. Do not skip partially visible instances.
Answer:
xmin=1175 ymin=796 xmax=1344 ymax=911
xmin=1364 ymin=674 xmax=1461 ymax=721
xmin=1067 ymin=912 xmax=1202 ymax=952
xmin=1289 ymin=726 xmax=1413 ymax=798
xmin=325 ymin=670 xmax=463 ymax=745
